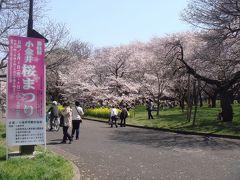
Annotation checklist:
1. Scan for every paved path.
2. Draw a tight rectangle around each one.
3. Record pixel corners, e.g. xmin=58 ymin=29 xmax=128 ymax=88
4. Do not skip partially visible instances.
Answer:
xmin=47 ymin=120 xmax=240 ymax=180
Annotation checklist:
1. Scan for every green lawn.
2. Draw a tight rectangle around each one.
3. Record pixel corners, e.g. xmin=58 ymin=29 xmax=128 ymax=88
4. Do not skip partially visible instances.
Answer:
xmin=0 ymin=123 xmax=73 ymax=180
xmin=85 ymin=103 xmax=240 ymax=137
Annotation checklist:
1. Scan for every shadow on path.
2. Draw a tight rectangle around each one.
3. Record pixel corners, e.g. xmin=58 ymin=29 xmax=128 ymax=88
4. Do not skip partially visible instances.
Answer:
xmin=47 ymin=139 xmax=63 ymax=145
xmin=110 ymin=128 xmax=240 ymax=150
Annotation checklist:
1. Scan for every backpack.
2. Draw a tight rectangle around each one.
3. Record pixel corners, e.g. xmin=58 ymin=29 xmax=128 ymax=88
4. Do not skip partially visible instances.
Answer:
xmin=51 ymin=106 xmax=59 ymax=117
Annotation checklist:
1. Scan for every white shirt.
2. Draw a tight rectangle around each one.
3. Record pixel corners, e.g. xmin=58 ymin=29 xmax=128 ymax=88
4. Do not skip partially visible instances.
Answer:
xmin=111 ymin=108 xmax=118 ymax=117
xmin=72 ymin=106 xmax=84 ymax=120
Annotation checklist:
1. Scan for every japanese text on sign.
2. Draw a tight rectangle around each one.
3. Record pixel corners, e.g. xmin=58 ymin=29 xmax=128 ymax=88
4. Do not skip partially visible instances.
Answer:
xmin=7 ymin=36 xmax=45 ymax=146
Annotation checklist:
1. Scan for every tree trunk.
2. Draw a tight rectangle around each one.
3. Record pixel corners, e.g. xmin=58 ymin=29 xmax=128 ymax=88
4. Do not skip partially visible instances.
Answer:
xmin=192 ymin=80 xmax=197 ymax=126
xmin=157 ymin=95 xmax=160 ymax=116
xmin=211 ymin=95 xmax=217 ymax=108
xmin=229 ymin=91 xmax=234 ymax=104
xmin=207 ymin=93 xmax=217 ymax=108
xmin=198 ymin=80 xmax=203 ymax=107
xmin=199 ymin=91 xmax=203 ymax=107
xmin=187 ymin=74 xmax=192 ymax=121
xmin=220 ymin=90 xmax=233 ymax=122
xmin=207 ymin=97 xmax=211 ymax=107
xmin=179 ymin=97 xmax=185 ymax=112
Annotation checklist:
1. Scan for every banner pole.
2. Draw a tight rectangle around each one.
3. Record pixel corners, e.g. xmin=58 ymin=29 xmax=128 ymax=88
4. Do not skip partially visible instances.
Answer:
xmin=44 ymin=64 xmax=46 ymax=152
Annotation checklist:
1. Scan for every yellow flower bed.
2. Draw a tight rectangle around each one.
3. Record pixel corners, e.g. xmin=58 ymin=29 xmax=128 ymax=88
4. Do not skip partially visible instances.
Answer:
xmin=85 ymin=107 xmax=133 ymax=118
xmin=85 ymin=107 xmax=121 ymax=118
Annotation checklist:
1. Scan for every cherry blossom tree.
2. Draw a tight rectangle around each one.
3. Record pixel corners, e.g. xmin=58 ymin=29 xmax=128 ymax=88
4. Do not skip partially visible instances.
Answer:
xmin=0 ymin=0 xmax=45 ymax=77
xmin=182 ymin=0 xmax=240 ymax=37
xmin=177 ymin=0 xmax=240 ymax=122
xmin=166 ymin=36 xmax=240 ymax=122
xmin=46 ymin=39 xmax=92 ymax=102
xmin=168 ymin=78 xmax=188 ymax=111
xmin=89 ymin=46 xmax=140 ymax=105
xmin=136 ymin=37 xmax=174 ymax=115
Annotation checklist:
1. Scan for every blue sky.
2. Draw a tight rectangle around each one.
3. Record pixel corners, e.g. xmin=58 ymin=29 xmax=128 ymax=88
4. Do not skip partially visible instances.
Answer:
xmin=46 ymin=0 xmax=192 ymax=48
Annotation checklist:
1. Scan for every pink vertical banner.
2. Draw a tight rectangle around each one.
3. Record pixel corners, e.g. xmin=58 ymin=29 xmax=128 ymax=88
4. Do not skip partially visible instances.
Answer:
xmin=7 ymin=36 xmax=45 ymax=146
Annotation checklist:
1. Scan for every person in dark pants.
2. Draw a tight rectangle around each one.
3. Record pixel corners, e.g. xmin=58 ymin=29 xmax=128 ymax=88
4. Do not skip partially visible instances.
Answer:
xmin=146 ymin=99 xmax=154 ymax=119
xmin=71 ymin=101 xmax=84 ymax=140
xmin=61 ymin=102 xmax=72 ymax=144
xmin=47 ymin=101 xmax=59 ymax=131
xmin=120 ymin=106 xmax=128 ymax=127
xmin=110 ymin=105 xmax=118 ymax=128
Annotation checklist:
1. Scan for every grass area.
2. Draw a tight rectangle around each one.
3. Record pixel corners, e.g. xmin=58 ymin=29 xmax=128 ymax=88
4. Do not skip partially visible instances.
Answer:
xmin=0 ymin=123 xmax=73 ymax=180
xmin=85 ymin=103 xmax=240 ymax=137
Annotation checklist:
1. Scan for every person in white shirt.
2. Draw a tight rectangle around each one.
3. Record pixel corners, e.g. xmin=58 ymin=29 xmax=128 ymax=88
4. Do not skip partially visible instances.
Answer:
xmin=71 ymin=101 xmax=84 ymax=140
xmin=110 ymin=106 xmax=118 ymax=128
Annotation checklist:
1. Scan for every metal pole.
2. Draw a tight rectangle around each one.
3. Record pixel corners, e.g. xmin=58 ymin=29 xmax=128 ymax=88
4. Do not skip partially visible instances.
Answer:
xmin=27 ymin=0 xmax=33 ymax=36
xmin=20 ymin=0 xmax=35 ymax=155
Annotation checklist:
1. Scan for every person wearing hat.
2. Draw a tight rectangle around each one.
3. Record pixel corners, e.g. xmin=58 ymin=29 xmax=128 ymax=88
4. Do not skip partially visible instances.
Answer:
xmin=47 ymin=101 xmax=59 ymax=131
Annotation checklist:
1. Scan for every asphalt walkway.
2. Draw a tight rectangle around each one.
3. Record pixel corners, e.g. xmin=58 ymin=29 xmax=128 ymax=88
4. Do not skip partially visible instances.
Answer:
xmin=46 ymin=120 xmax=240 ymax=180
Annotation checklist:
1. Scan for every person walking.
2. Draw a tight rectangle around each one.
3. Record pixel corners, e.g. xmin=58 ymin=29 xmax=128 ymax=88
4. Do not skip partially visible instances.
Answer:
xmin=47 ymin=101 xmax=59 ymax=131
xmin=110 ymin=105 xmax=118 ymax=128
xmin=146 ymin=99 xmax=154 ymax=119
xmin=120 ymin=106 xmax=128 ymax=127
xmin=61 ymin=102 xmax=73 ymax=144
xmin=71 ymin=101 xmax=84 ymax=140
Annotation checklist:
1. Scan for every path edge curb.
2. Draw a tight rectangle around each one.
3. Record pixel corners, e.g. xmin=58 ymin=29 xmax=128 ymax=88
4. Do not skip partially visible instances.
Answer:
xmin=84 ymin=117 xmax=240 ymax=140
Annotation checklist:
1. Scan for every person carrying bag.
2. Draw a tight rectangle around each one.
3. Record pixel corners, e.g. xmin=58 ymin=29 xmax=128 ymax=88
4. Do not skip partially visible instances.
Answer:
xmin=71 ymin=101 xmax=84 ymax=140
